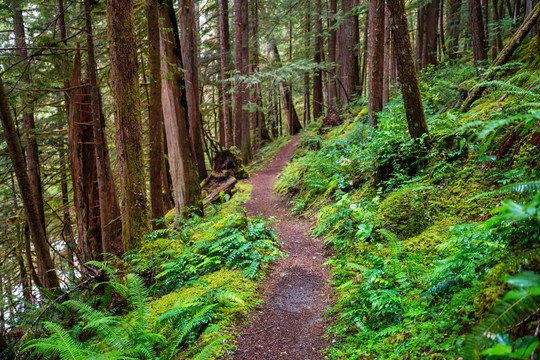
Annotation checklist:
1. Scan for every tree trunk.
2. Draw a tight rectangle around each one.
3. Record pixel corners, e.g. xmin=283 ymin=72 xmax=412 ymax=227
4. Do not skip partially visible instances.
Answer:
xmin=447 ymin=0 xmax=462 ymax=57
xmin=368 ymin=0 xmax=385 ymax=125
xmin=67 ymin=50 xmax=102 ymax=262
xmin=85 ymin=0 xmax=123 ymax=256
xmin=234 ymin=0 xmax=252 ymax=161
xmin=387 ymin=0 xmax=430 ymax=139
xmin=327 ymin=0 xmax=338 ymax=106
xmin=179 ymin=0 xmax=208 ymax=182
xmin=250 ymin=0 xmax=270 ymax=147
xmin=415 ymin=0 xmax=439 ymax=68
xmin=382 ymin=1 xmax=391 ymax=106
xmin=303 ymin=0 xmax=311 ymax=126
xmin=11 ymin=0 xmax=51 ymax=287
xmin=11 ymin=177 xmax=33 ymax=305
xmin=313 ymin=0 xmax=324 ymax=118
xmin=337 ymin=0 xmax=359 ymax=104
xmin=159 ymin=0 xmax=200 ymax=213
xmin=105 ymin=0 xmax=150 ymax=251
xmin=271 ymin=45 xmax=303 ymax=135
xmin=218 ymin=0 xmax=233 ymax=147
xmin=468 ymin=0 xmax=489 ymax=63
xmin=146 ymin=0 xmax=165 ymax=226
xmin=461 ymin=2 xmax=540 ymax=111
xmin=0 ymin=77 xmax=60 ymax=290
xmin=360 ymin=9 xmax=369 ymax=98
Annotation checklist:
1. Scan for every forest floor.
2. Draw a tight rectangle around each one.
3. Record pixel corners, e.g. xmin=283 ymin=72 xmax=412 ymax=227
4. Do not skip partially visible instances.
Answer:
xmin=229 ymin=136 xmax=334 ymax=359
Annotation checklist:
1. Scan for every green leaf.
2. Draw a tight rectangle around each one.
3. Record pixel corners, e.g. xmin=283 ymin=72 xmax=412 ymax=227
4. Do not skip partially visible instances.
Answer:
xmin=504 ymin=271 xmax=540 ymax=289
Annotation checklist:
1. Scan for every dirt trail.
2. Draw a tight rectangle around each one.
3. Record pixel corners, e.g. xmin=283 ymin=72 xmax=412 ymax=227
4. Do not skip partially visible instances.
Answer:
xmin=230 ymin=136 xmax=333 ymax=360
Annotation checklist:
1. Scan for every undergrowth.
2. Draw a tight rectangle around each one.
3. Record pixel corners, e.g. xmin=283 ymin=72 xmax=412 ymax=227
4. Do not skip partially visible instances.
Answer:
xmin=275 ymin=60 xmax=540 ymax=359
xmin=11 ymin=140 xmax=288 ymax=360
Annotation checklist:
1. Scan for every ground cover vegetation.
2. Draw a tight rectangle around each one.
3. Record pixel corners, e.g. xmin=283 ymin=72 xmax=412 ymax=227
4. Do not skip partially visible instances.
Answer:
xmin=275 ymin=56 xmax=540 ymax=359
xmin=1 ymin=0 xmax=539 ymax=358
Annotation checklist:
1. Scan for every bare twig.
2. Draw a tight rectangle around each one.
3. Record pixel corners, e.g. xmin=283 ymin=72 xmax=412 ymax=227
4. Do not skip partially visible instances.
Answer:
xmin=244 ymin=325 xmax=274 ymax=336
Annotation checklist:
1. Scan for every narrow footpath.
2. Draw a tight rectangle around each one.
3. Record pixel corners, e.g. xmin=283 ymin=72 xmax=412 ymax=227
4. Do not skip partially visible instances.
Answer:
xmin=231 ymin=136 xmax=334 ymax=360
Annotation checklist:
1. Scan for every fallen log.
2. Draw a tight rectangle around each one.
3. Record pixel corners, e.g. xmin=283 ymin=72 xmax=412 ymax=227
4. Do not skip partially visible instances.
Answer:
xmin=461 ymin=2 xmax=540 ymax=112
xmin=203 ymin=176 xmax=237 ymax=206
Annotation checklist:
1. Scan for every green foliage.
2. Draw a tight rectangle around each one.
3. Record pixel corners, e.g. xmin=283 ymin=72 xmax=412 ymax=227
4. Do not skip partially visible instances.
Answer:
xmin=25 ymin=274 xmax=245 ymax=360
xmin=463 ymin=271 xmax=540 ymax=359
xmin=273 ymin=59 xmax=540 ymax=359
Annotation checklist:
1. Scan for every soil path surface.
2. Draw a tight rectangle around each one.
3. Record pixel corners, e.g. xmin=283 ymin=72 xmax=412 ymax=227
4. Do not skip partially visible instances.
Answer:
xmin=231 ymin=136 xmax=333 ymax=360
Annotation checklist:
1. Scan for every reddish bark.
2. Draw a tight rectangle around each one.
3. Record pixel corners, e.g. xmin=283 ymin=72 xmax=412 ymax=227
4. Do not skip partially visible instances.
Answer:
xmin=468 ymin=0 xmax=489 ymax=63
xmin=218 ymin=0 xmax=233 ymax=147
xmin=0 ymin=77 xmax=60 ymax=290
xmin=368 ymin=0 xmax=385 ymax=124
xmin=337 ymin=0 xmax=360 ymax=103
xmin=327 ymin=0 xmax=338 ymax=106
xmin=105 ymin=0 xmax=150 ymax=250
xmin=147 ymin=0 xmax=165 ymax=225
xmin=67 ymin=51 xmax=102 ymax=261
xmin=85 ymin=0 xmax=123 ymax=256
xmin=387 ymin=0 xmax=430 ymax=139
xmin=234 ymin=0 xmax=252 ymax=161
xmin=180 ymin=0 xmax=208 ymax=182
xmin=11 ymin=0 xmax=49 ymax=286
xmin=313 ymin=0 xmax=324 ymax=118
xmin=159 ymin=1 xmax=200 ymax=213
xmin=271 ymin=45 xmax=303 ymax=135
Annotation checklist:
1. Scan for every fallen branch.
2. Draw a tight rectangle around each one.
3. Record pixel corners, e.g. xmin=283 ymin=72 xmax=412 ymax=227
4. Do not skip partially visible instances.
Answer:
xmin=244 ymin=325 xmax=274 ymax=336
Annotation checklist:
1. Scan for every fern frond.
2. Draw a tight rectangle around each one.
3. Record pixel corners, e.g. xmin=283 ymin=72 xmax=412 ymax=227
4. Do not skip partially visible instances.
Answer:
xmin=163 ymin=304 xmax=217 ymax=359
xmin=462 ymin=293 xmax=540 ymax=359
xmin=215 ymin=290 xmax=245 ymax=305
xmin=468 ymin=181 xmax=540 ymax=202
xmin=376 ymin=229 xmax=403 ymax=259
xmin=25 ymin=321 xmax=90 ymax=360
xmin=63 ymin=300 xmax=129 ymax=350
xmin=126 ymin=274 xmax=150 ymax=324
xmin=191 ymin=337 xmax=227 ymax=360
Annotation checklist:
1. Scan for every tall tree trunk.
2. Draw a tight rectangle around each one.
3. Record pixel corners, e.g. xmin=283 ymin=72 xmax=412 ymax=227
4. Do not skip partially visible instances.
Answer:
xmin=337 ymin=0 xmax=359 ymax=103
xmin=147 ymin=0 xmax=165 ymax=226
xmin=11 ymin=0 xmax=51 ymax=287
xmin=416 ymin=0 xmax=439 ymax=68
xmin=303 ymin=0 xmax=311 ymax=126
xmin=179 ymin=0 xmax=208 ymax=182
xmin=218 ymin=0 xmax=233 ymax=147
xmin=234 ymin=0 xmax=252 ymax=161
xmin=85 ymin=0 xmax=123 ymax=256
xmin=0 ymin=77 xmax=60 ymax=290
xmin=105 ymin=0 xmax=150 ymax=251
xmin=313 ymin=0 xmax=324 ymax=118
xmin=468 ymin=0 xmax=489 ymax=63
xmin=382 ymin=1 xmax=391 ymax=106
xmin=327 ymin=0 xmax=338 ymax=106
xmin=359 ymin=10 xmax=369 ymax=98
xmin=159 ymin=0 xmax=200 ymax=213
xmin=250 ymin=0 xmax=269 ymax=147
xmin=67 ymin=50 xmax=102 ymax=261
xmin=271 ymin=45 xmax=303 ymax=135
xmin=387 ymin=0 xmax=430 ymax=139
xmin=368 ymin=0 xmax=385 ymax=125
xmin=447 ymin=0 xmax=462 ymax=57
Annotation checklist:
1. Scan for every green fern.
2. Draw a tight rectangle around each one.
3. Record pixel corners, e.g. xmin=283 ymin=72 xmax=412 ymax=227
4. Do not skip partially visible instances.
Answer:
xmin=191 ymin=336 xmax=227 ymax=360
xmin=462 ymin=272 xmax=540 ymax=359
xmin=468 ymin=181 xmax=540 ymax=202
xmin=25 ymin=322 xmax=91 ymax=360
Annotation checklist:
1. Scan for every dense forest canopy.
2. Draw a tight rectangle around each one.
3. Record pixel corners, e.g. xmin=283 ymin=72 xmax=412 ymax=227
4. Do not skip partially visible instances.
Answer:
xmin=0 ymin=0 xmax=539 ymax=358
